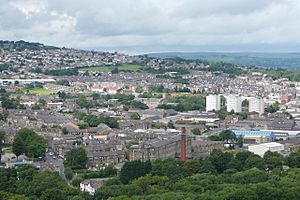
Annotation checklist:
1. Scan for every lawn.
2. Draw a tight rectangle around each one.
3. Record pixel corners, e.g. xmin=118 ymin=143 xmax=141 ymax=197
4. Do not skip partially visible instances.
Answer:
xmin=27 ymin=88 xmax=56 ymax=95
xmin=3 ymin=149 xmax=13 ymax=154
xmin=80 ymin=64 xmax=142 ymax=72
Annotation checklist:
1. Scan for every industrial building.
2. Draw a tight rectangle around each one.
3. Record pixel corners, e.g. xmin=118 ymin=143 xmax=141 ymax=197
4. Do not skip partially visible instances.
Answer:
xmin=248 ymin=142 xmax=284 ymax=157
xmin=232 ymin=130 xmax=275 ymax=144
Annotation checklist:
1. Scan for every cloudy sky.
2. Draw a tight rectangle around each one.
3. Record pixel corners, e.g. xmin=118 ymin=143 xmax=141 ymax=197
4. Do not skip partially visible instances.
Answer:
xmin=1 ymin=0 xmax=300 ymax=54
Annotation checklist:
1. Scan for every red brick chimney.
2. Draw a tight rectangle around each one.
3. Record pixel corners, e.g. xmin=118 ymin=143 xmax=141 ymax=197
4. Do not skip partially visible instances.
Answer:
xmin=180 ymin=127 xmax=186 ymax=161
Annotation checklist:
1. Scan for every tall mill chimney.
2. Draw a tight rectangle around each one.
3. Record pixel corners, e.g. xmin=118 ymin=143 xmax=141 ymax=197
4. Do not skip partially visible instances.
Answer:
xmin=180 ymin=127 xmax=186 ymax=161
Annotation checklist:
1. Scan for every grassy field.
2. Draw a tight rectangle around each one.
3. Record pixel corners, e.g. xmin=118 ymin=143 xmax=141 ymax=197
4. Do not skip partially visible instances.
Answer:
xmin=3 ymin=149 xmax=13 ymax=154
xmin=27 ymin=88 xmax=56 ymax=95
xmin=80 ymin=64 xmax=142 ymax=72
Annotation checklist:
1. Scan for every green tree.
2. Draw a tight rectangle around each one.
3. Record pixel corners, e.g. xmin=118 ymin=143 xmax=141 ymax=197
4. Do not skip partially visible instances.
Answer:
xmin=64 ymin=147 xmax=88 ymax=170
xmin=245 ymin=155 xmax=265 ymax=170
xmin=208 ymin=149 xmax=233 ymax=173
xmin=265 ymin=101 xmax=280 ymax=113
xmin=231 ymin=168 xmax=268 ymax=184
xmin=219 ymin=130 xmax=236 ymax=142
xmin=167 ymin=120 xmax=175 ymax=129
xmin=12 ymin=128 xmax=46 ymax=158
xmin=64 ymin=167 xmax=74 ymax=181
xmin=120 ymin=160 xmax=152 ymax=184
xmin=62 ymin=127 xmax=68 ymax=135
xmin=40 ymin=188 xmax=65 ymax=200
xmin=191 ymin=128 xmax=202 ymax=135
xmin=130 ymin=113 xmax=141 ymax=120
xmin=92 ymin=93 xmax=101 ymax=100
xmin=12 ymin=136 xmax=25 ymax=159
xmin=77 ymin=94 xmax=90 ymax=108
xmin=0 ymin=131 xmax=5 ymax=161
xmin=286 ymin=150 xmax=300 ymax=167
xmin=236 ymin=136 xmax=244 ymax=148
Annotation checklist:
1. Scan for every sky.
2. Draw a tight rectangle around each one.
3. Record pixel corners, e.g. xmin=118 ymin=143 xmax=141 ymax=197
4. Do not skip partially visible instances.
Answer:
xmin=1 ymin=0 xmax=300 ymax=54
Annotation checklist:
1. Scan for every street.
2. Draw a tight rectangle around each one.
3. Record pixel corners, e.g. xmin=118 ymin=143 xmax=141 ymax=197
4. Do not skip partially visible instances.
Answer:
xmin=45 ymin=152 xmax=65 ymax=179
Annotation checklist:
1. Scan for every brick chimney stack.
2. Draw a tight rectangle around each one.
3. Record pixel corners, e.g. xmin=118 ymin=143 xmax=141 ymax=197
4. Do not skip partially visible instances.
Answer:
xmin=180 ymin=127 xmax=186 ymax=161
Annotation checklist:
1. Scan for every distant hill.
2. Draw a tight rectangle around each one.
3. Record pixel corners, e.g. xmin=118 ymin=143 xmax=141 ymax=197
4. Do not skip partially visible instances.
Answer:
xmin=147 ymin=52 xmax=300 ymax=69
xmin=0 ymin=40 xmax=58 ymax=51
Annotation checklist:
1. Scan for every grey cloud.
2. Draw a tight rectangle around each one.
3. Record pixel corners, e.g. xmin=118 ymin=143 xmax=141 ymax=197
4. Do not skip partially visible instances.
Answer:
xmin=0 ymin=0 xmax=300 ymax=53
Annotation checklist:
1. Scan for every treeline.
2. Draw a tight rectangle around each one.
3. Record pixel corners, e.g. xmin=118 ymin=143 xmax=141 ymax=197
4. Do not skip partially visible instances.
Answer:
xmin=253 ymin=67 xmax=300 ymax=82
xmin=2 ymin=149 xmax=300 ymax=199
xmin=12 ymin=128 xmax=47 ymax=158
xmin=74 ymin=112 xmax=119 ymax=129
xmin=44 ymin=68 xmax=78 ymax=76
xmin=94 ymin=149 xmax=300 ymax=200
xmin=197 ymin=61 xmax=245 ymax=77
xmin=0 ymin=40 xmax=57 ymax=51
xmin=158 ymin=95 xmax=206 ymax=112
xmin=0 ymin=167 xmax=86 ymax=200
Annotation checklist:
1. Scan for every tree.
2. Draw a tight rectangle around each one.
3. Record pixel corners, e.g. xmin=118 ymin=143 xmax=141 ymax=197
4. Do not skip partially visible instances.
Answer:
xmin=208 ymin=149 xmax=233 ymax=173
xmin=263 ymin=151 xmax=283 ymax=170
xmin=242 ymin=99 xmax=249 ymax=109
xmin=135 ymin=87 xmax=144 ymax=93
xmin=40 ymin=188 xmax=65 ymax=200
xmin=64 ymin=147 xmax=88 ymax=169
xmin=77 ymin=95 xmax=89 ymax=108
xmin=236 ymin=136 xmax=244 ymax=148
xmin=130 ymin=100 xmax=149 ymax=110
xmin=12 ymin=136 xmax=26 ymax=159
xmin=37 ymin=99 xmax=46 ymax=107
xmin=245 ymin=155 xmax=265 ymax=170
xmin=191 ymin=128 xmax=202 ymax=135
xmin=0 ymin=131 xmax=5 ymax=162
xmin=58 ymin=91 xmax=67 ymax=100
xmin=55 ymin=79 xmax=70 ymax=86
xmin=12 ymin=128 xmax=46 ymax=158
xmin=19 ymin=171 xmax=69 ymax=198
xmin=231 ymin=168 xmax=268 ymax=184
xmin=64 ymin=167 xmax=74 ymax=181
xmin=111 ymin=67 xmax=119 ymax=74
xmin=62 ymin=127 xmax=68 ymax=135
xmin=130 ymin=113 xmax=141 ymax=120
xmin=286 ymin=150 xmax=300 ymax=167
xmin=225 ymin=187 xmax=258 ymax=200
xmin=219 ymin=130 xmax=236 ymax=142
xmin=215 ymin=108 xmax=228 ymax=120
xmin=167 ymin=120 xmax=175 ymax=129
xmin=92 ymin=93 xmax=101 ymax=100
xmin=265 ymin=101 xmax=280 ymax=113
xmin=120 ymin=160 xmax=152 ymax=184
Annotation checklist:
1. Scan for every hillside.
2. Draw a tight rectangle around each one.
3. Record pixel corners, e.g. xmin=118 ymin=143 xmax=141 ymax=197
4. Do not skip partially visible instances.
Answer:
xmin=0 ymin=40 xmax=58 ymax=51
xmin=147 ymin=52 xmax=300 ymax=69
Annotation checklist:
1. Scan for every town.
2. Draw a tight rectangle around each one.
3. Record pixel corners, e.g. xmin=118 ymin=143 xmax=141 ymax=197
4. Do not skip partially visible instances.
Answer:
xmin=1 ymin=41 xmax=300 ymax=199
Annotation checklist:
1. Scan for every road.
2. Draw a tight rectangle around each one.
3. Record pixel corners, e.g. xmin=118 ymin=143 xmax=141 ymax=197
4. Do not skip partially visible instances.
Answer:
xmin=45 ymin=152 xmax=65 ymax=179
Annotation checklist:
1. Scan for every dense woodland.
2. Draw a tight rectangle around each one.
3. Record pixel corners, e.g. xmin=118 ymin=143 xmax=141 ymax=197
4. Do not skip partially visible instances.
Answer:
xmin=2 ymin=148 xmax=300 ymax=199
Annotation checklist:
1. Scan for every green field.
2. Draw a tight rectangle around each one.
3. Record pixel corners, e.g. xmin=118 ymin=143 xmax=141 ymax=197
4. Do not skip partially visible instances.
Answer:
xmin=27 ymin=88 xmax=56 ymax=95
xmin=80 ymin=64 xmax=142 ymax=72
xmin=3 ymin=149 xmax=13 ymax=154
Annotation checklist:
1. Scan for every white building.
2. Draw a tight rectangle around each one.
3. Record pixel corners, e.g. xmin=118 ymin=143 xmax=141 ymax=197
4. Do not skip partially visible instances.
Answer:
xmin=248 ymin=142 xmax=284 ymax=157
xmin=80 ymin=178 xmax=111 ymax=195
xmin=226 ymin=95 xmax=242 ymax=113
xmin=249 ymin=97 xmax=265 ymax=115
xmin=206 ymin=94 xmax=221 ymax=112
